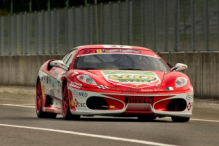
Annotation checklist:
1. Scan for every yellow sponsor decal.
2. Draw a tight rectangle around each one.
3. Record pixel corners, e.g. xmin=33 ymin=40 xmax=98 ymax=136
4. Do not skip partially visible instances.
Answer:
xmin=110 ymin=105 xmax=115 ymax=109
xmin=108 ymin=75 xmax=156 ymax=83
xmin=42 ymin=85 xmax=45 ymax=98
xmin=96 ymin=49 xmax=102 ymax=53
xmin=102 ymin=106 xmax=108 ymax=108
xmin=71 ymin=100 xmax=75 ymax=106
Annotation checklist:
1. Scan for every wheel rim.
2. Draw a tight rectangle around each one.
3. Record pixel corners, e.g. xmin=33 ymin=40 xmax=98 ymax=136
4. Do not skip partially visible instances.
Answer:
xmin=62 ymin=85 xmax=68 ymax=115
xmin=36 ymin=81 xmax=42 ymax=113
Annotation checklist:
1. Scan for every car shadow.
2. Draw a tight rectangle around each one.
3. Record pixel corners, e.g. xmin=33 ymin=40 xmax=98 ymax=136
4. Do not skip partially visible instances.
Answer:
xmin=54 ymin=116 xmax=172 ymax=123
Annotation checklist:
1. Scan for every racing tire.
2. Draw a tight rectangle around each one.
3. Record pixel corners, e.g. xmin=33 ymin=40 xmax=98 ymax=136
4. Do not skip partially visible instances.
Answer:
xmin=36 ymin=81 xmax=57 ymax=118
xmin=138 ymin=116 xmax=156 ymax=121
xmin=62 ymin=83 xmax=80 ymax=120
xmin=171 ymin=117 xmax=190 ymax=122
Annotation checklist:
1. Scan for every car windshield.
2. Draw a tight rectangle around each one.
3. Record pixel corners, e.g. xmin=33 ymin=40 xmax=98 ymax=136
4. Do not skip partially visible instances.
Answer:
xmin=74 ymin=54 xmax=170 ymax=71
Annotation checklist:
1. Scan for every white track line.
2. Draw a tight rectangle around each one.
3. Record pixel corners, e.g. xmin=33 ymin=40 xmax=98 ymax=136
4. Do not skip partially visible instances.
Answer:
xmin=190 ymin=119 xmax=219 ymax=123
xmin=1 ymin=104 xmax=219 ymax=123
xmin=0 ymin=123 xmax=176 ymax=146
xmin=0 ymin=104 xmax=34 ymax=108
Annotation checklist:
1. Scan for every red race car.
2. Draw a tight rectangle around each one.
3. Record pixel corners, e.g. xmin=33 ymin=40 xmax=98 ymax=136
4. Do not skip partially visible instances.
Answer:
xmin=36 ymin=45 xmax=193 ymax=122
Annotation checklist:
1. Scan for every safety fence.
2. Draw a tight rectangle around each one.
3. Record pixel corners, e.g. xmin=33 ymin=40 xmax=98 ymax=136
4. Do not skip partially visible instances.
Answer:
xmin=0 ymin=0 xmax=219 ymax=55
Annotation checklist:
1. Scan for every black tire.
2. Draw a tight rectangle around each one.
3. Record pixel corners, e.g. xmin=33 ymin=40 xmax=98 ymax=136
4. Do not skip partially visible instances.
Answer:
xmin=138 ymin=116 xmax=156 ymax=121
xmin=36 ymin=80 xmax=57 ymax=119
xmin=62 ymin=83 xmax=80 ymax=120
xmin=171 ymin=117 xmax=190 ymax=122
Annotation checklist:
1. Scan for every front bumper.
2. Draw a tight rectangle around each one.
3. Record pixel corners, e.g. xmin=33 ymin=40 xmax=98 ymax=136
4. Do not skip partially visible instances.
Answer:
xmin=68 ymin=87 xmax=194 ymax=118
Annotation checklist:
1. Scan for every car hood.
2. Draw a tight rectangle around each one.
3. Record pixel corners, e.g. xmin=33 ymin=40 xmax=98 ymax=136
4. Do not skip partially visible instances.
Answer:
xmin=86 ymin=70 xmax=165 ymax=88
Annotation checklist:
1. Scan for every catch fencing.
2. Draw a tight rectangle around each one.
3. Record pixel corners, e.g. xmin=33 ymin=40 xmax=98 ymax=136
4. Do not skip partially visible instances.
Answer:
xmin=0 ymin=0 xmax=219 ymax=55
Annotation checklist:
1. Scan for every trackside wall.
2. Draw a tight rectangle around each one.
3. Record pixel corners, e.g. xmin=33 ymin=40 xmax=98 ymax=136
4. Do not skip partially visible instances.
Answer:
xmin=0 ymin=52 xmax=218 ymax=99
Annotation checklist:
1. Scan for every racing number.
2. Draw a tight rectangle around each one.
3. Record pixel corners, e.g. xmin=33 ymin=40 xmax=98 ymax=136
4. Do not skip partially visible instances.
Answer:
xmin=96 ymin=49 xmax=102 ymax=53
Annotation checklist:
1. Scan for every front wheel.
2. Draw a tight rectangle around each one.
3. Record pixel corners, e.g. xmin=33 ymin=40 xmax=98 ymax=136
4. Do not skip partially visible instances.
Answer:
xmin=171 ymin=117 xmax=190 ymax=122
xmin=62 ymin=83 xmax=80 ymax=120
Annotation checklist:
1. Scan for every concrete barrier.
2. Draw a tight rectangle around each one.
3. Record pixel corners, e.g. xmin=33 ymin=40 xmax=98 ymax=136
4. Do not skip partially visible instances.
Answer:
xmin=0 ymin=52 xmax=218 ymax=99
xmin=0 ymin=55 xmax=62 ymax=86
xmin=158 ymin=52 xmax=219 ymax=99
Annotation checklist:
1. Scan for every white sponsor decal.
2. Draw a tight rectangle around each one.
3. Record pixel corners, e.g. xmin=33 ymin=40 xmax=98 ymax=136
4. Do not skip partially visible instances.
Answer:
xmin=102 ymin=45 xmax=132 ymax=49
xmin=69 ymin=82 xmax=82 ymax=89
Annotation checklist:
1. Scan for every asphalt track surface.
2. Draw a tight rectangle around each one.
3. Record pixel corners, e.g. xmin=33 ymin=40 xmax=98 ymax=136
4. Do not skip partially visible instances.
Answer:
xmin=0 ymin=86 xmax=219 ymax=146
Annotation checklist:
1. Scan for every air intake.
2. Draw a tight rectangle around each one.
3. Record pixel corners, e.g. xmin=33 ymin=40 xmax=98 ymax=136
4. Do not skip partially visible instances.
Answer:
xmin=166 ymin=99 xmax=187 ymax=111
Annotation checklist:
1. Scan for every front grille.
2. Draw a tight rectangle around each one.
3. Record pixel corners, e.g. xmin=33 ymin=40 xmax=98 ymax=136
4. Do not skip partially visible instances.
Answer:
xmin=125 ymin=96 xmax=154 ymax=104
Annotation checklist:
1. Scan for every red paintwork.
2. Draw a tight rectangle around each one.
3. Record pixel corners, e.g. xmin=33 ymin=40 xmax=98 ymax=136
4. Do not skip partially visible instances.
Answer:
xmin=154 ymin=99 xmax=171 ymax=111
xmin=44 ymin=106 xmax=62 ymax=114
xmin=103 ymin=98 xmax=124 ymax=110
xmin=39 ymin=45 xmax=193 ymax=116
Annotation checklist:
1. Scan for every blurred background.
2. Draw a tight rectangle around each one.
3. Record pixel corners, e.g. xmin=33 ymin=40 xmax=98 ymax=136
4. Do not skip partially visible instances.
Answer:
xmin=0 ymin=0 xmax=218 ymax=98
xmin=1 ymin=0 xmax=219 ymax=55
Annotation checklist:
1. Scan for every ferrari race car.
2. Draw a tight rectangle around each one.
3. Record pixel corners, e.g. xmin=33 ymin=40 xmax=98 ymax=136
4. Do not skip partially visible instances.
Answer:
xmin=36 ymin=45 xmax=194 ymax=122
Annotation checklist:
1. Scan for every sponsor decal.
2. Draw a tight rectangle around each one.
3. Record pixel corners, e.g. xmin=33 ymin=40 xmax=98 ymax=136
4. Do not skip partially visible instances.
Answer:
xmin=96 ymin=49 xmax=102 ymax=53
xmin=41 ymin=75 xmax=47 ymax=83
xmin=73 ymin=89 xmax=78 ymax=96
xmin=102 ymin=71 xmax=160 ymax=87
xmin=186 ymin=94 xmax=193 ymax=101
xmin=48 ymin=77 xmax=59 ymax=84
xmin=71 ymin=99 xmax=75 ymax=106
xmin=42 ymin=85 xmax=45 ymax=98
xmin=74 ymin=99 xmax=86 ymax=107
xmin=49 ymin=88 xmax=55 ymax=96
xmin=187 ymin=102 xmax=192 ymax=111
xmin=72 ymin=89 xmax=88 ymax=97
xmin=166 ymin=87 xmax=173 ymax=91
xmin=186 ymin=94 xmax=191 ymax=101
xmin=78 ymin=92 xmax=88 ymax=97
xmin=126 ymin=96 xmax=154 ymax=104
xmin=95 ymin=49 xmax=140 ymax=54
xmin=69 ymin=82 xmax=82 ymax=89
xmin=109 ymin=87 xmax=163 ymax=93
xmin=141 ymin=88 xmax=163 ymax=92
xmin=110 ymin=105 xmax=115 ymax=109
xmin=53 ymin=71 xmax=59 ymax=76
xmin=102 ymin=45 xmax=132 ymax=48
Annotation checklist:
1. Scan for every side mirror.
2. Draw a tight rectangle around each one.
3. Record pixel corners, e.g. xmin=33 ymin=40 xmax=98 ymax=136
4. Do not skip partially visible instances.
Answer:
xmin=171 ymin=63 xmax=187 ymax=71
xmin=50 ymin=60 xmax=69 ymax=71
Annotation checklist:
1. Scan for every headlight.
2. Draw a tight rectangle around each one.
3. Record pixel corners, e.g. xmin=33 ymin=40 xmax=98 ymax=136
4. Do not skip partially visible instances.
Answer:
xmin=175 ymin=77 xmax=188 ymax=87
xmin=77 ymin=75 xmax=97 ymax=85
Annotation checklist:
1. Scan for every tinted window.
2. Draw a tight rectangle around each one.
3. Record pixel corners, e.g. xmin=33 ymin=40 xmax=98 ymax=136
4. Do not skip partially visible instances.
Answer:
xmin=74 ymin=54 xmax=170 ymax=71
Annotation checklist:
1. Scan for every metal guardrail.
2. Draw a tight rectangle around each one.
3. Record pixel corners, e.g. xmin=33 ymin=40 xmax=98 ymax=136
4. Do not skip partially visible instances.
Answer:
xmin=0 ymin=0 xmax=219 ymax=55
